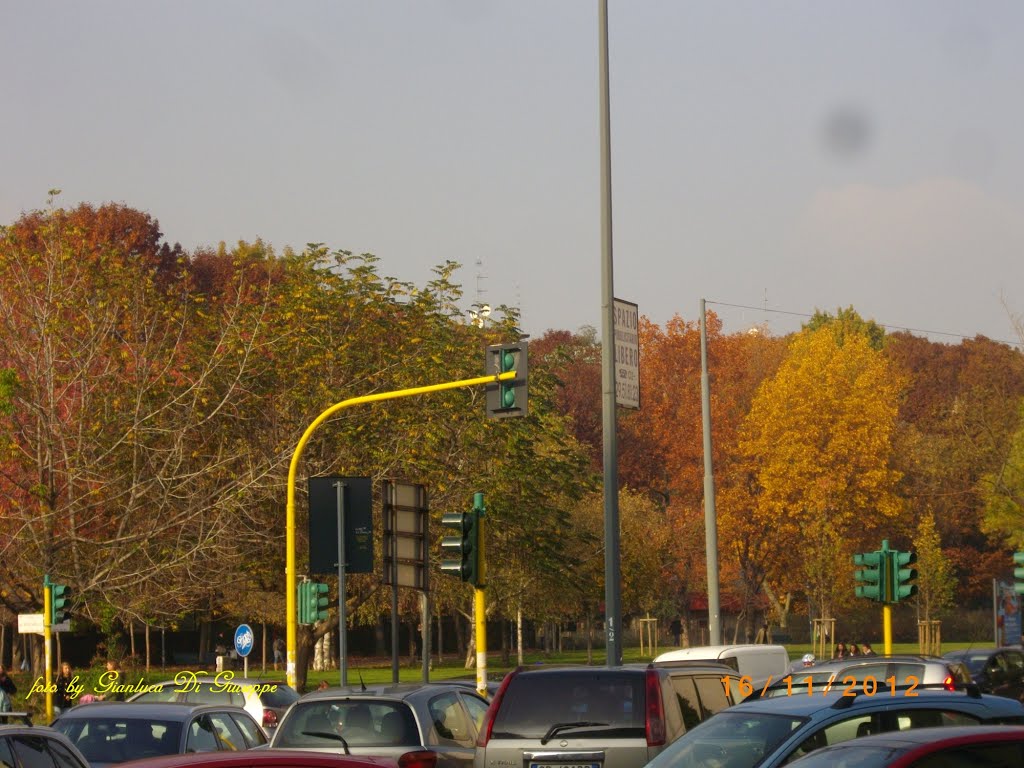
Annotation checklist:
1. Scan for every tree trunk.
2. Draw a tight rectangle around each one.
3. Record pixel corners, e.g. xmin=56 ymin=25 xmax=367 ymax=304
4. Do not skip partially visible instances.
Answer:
xmin=516 ymin=608 xmax=524 ymax=666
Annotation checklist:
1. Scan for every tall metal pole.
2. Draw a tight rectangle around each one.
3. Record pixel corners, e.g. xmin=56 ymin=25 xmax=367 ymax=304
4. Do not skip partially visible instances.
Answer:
xmin=599 ymin=0 xmax=622 ymax=667
xmin=699 ymin=299 xmax=722 ymax=645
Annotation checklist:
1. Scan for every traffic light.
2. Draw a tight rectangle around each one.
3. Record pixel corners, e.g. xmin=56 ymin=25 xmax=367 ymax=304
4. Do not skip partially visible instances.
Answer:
xmin=1014 ymin=552 xmax=1024 ymax=595
xmin=50 ymin=583 xmax=71 ymax=624
xmin=486 ymin=342 xmax=528 ymax=418
xmin=853 ymin=551 xmax=885 ymax=602
xmin=298 ymin=581 xmax=330 ymax=625
xmin=890 ymin=550 xmax=918 ymax=602
xmin=440 ymin=510 xmax=480 ymax=586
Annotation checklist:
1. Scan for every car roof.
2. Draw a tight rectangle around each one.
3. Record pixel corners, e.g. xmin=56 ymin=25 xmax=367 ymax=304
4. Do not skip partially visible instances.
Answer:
xmin=808 ymin=654 xmax=948 ymax=668
xmin=724 ymin=686 xmax=1023 ymax=716
xmin=299 ymin=681 xmax=486 ymax=701
xmin=104 ymin=749 xmax=398 ymax=768
xmin=53 ymin=701 xmax=251 ymax=720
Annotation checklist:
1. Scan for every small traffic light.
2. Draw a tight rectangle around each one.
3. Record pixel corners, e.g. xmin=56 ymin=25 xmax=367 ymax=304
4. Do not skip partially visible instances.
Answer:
xmin=853 ymin=551 xmax=885 ymax=602
xmin=50 ymin=583 xmax=71 ymax=624
xmin=298 ymin=581 xmax=330 ymax=625
xmin=440 ymin=510 xmax=480 ymax=586
xmin=486 ymin=342 xmax=528 ymax=418
xmin=1013 ymin=552 xmax=1024 ymax=596
xmin=891 ymin=550 xmax=918 ymax=602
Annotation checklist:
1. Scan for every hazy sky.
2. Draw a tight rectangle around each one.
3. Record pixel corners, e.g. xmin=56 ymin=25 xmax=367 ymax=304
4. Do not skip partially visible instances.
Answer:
xmin=3 ymin=1 xmax=1023 ymax=345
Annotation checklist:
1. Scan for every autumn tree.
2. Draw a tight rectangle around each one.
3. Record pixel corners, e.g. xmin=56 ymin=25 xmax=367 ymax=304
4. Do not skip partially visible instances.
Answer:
xmin=736 ymin=315 xmax=905 ymax=625
xmin=914 ymin=510 xmax=956 ymax=621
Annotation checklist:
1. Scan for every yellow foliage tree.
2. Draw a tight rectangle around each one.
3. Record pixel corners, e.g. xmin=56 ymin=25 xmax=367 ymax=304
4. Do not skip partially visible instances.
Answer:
xmin=737 ymin=323 xmax=906 ymax=623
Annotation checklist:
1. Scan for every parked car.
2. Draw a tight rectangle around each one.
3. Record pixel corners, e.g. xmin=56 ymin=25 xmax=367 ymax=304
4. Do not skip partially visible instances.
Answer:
xmin=641 ymin=686 xmax=1024 ymax=768
xmin=127 ymin=674 xmax=299 ymax=730
xmin=653 ymin=645 xmax=790 ymax=686
xmin=269 ymin=682 xmax=490 ymax=768
xmin=95 ymin=750 xmax=405 ymax=768
xmin=943 ymin=647 xmax=1024 ymax=701
xmin=785 ymin=724 xmax=1024 ymax=767
xmin=757 ymin=655 xmax=972 ymax=698
xmin=50 ymin=701 xmax=267 ymax=767
xmin=474 ymin=662 xmax=745 ymax=768
xmin=0 ymin=719 xmax=91 ymax=768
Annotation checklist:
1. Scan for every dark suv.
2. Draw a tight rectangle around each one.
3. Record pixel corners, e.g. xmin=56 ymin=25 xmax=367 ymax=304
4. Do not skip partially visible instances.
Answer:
xmin=944 ymin=647 xmax=1024 ymax=700
xmin=474 ymin=663 xmax=743 ymax=768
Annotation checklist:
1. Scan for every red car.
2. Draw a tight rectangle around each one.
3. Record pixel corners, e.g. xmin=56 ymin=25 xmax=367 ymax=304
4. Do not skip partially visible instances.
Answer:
xmin=117 ymin=750 xmax=415 ymax=768
xmin=785 ymin=724 xmax=1024 ymax=767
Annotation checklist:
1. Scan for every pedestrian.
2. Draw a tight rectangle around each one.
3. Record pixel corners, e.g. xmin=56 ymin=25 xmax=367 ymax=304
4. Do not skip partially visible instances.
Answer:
xmin=860 ymin=642 xmax=877 ymax=657
xmin=847 ymin=643 xmax=859 ymax=658
xmin=99 ymin=659 xmax=125 ymax=701
xmin=317 ymin=679 xmax=329 ymax=691
xmin=670 ymin=618 xmax=682 ymax=647
xmin=835 ymin=642 xmax=847 ymax=659
xmin=273 ymin=636 xmax=285 ymax=671
xmin=55 ymin=661 xmax=74 ymax=713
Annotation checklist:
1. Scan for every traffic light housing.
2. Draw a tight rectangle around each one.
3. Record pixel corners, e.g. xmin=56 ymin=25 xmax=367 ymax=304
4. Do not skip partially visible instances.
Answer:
xmin=50 ymin=583 xmax=71 ymax=624
xmin=440 ymin=510 xmax=480 ymax=586
xmin=486 ymin=342 xmax=528 ymax=418
xmin=298 ymin=581 xmax=330 ymax=625
xmin=1014 ymin=552 xmax=1024 ymax=595
xmin=853 ymin=551 xmax=885 ymax=602
xmin=891 ymin=550 xmax=918 ymax=602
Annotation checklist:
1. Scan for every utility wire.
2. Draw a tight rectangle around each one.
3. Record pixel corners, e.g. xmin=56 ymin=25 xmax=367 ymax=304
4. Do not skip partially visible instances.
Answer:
xmin=706 ymin=300 xmax=1023 ymax=349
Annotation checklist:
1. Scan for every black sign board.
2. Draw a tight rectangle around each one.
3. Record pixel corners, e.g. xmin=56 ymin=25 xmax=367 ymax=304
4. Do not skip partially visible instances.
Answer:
xmin=308 ymin=476 xmax=373 ymax=575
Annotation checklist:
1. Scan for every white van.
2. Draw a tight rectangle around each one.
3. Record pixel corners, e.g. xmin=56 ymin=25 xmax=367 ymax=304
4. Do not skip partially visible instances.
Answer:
xmin=654 ymin=644 xmax=790 ymax=685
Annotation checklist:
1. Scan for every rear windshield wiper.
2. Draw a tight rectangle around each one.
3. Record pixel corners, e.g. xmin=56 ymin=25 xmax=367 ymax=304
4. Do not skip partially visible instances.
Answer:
xmin=540 ymin=721 xmax=609 ymax=744
xmin=300 ymin=731 xmax=351 ymax=753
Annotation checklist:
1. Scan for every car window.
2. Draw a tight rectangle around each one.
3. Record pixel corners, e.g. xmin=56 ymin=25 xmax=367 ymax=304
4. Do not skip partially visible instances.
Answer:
xmin=187 ymin=716 xmax=222 ymax=753
xmin=274 ymin=700 xmax=412 ymax=748
xmin=53 ymin=718 xmax=182 ymax=763
xmin=187 ymin=684 xmax=241 ymax=708
xmin=207 ymin=712 xmax=245 ymax=751
xmin=646 ymin=711 xmax=803 ymax=768
xmin=131 ymin=688 xmax=181 ymax=703
xmin=230 ymin=712 xmax=268 ymax=748
xmin=459 ymin=692 xmax=489 ymax=734
xmin=893 ymin=709 xmax=979 ymax=730
xmin=428 ymin=692 xmax=474 ymax=747
xmin=490 ymin=671 xmax=645 ymax=739
xmin=46 ymin=739 xmax=88 ymax=768
xmin=784 ymin=714 xmax=875 ymax=764
xmin=669 ymin=676 xmax=703 ymax=730
xmin=259 ymin=686 xmax=299 ymax=708
xmin=1005 ymin=651 xmax=1024 ymax=672
xmin=694 ymin=675 xmax=733 ymax=717
xmin=0 ymin=738 xmax=14 ymax=768
xmin=11 ymin=737 xmax=57 ymax=768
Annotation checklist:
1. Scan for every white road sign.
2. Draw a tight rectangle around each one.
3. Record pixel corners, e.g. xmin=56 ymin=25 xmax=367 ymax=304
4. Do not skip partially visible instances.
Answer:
xmin=18 ymin=613 xmax=70 ymax=634
xmin=614 ymin=298 xmax=640 ymax=409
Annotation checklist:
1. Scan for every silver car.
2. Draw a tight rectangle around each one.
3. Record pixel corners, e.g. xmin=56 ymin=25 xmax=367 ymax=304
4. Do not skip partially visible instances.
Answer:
xmin=757 ymin=654 xmax=972 ymax=698
xmin=269 ymin=683 xmax=490 ymax=768
xmin=127 ymin=674 xmax=299 ymax=730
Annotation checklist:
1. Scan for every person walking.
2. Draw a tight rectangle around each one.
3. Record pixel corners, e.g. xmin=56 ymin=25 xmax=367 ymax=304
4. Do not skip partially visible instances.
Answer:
xmin=273 ymin=636 xmax=285 ymax=671
xmin=860 ymin=642 xmax=877 ymax=657
xmin=835 ymin=642 xmax=847 ymax=659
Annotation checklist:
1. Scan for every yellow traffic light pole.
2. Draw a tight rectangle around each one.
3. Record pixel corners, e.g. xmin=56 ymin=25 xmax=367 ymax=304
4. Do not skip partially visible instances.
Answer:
xmin=285 ymin=370 xmax=515 ymax=689
xmin=44 ymin=583 xmax=53 ymax=722
xmin=475 ymin=506 xmax=487 ymax=697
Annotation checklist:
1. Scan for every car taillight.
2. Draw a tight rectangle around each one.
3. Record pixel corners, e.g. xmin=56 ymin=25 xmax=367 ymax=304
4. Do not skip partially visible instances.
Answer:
xmin=476 ymin=668 xmax=520 ymax=747
xmin=398 ymin=751 xmax=438 ymax=768
xmin=263 ymin=709 xmax=278 ymax=728
xmin=944 ymin=675 xmax=955 ymax=691
xmin=645 ymin=669 xmax=666 ymax=746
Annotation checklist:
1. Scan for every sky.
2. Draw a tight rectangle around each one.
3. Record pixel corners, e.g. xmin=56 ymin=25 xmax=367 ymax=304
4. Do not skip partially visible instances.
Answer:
xmin=3 ymin=1 xmax=1023 ymax=346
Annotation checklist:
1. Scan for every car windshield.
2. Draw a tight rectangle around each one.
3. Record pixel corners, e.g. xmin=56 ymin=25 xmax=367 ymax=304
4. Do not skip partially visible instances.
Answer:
xmin=950 ymin=654 xmax=992 ymax=676
xmin=273 ymin=700 xmax=418 ymax=748
xmin=645 ymin=711 xmax=805 ymax=768
xmin=491 ymin=672 xmax=646 ymax=739
xmin=53 ymin=718 xmax=183 ymax=763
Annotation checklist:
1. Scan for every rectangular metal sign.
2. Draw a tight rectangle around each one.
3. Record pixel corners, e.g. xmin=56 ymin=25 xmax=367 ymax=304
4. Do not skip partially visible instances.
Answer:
xmin=308 ymin=476 xmax=374 ymax=575
xmin=382 ymin=481 xmax=429 ymax=591
xmin=614 ymin=298 xmax=640 ymax=409
xmin=18 ymin=613 xmax=70 ymax=634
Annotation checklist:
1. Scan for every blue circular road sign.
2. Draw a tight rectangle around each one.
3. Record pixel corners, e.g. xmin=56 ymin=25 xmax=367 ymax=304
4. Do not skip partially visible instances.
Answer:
xmin=234 ymin=623 xmax=254 ymax=657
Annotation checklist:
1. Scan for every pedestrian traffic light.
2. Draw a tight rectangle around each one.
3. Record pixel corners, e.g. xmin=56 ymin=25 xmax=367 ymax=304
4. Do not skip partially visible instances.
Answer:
xmin=890 ymin=550 xmax=918 ymax=602
xmin=440 ymin=510 xmax=480 ymax=586
xmin=50 ymin=583 xmax=71 ymax=624
xmin=486 ymin=342 xmax=528 ymax=418
xmin=1014 ymin=552 xmax=1024 ymax=596
xmin=298 ymin=581 xmax=330 ymax=625
xmin=853 ymin=551 xmax=885 ymax=602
